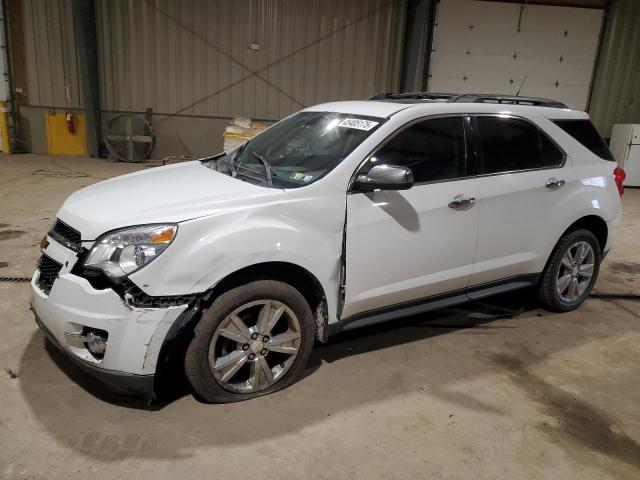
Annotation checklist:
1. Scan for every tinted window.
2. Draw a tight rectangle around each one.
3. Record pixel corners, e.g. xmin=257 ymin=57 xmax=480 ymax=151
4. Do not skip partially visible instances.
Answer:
xmin=363 ymin=117 xmax=466 ymax=183
xmin=553 ymin=119 xmax=615 ymax=161
xmin=476 ymin=117 xmax=564 ymax=174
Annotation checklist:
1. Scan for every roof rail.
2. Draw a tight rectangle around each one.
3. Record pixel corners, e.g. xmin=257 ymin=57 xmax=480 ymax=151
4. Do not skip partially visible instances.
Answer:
xmin=449 ymin=94 xmax=567 ymax=108
xmin=369 ymin=91 xmax=568 ymax=109
xmin=369 ymin=92 xmax=458 ymax=103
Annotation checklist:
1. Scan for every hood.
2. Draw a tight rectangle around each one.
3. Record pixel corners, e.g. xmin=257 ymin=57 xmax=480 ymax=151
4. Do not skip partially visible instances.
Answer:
xmin=57 ymin=161 xmax=283 ymax=240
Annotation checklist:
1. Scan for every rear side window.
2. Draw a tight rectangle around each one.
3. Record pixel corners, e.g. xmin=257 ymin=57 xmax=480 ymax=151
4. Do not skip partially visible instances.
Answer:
xmin=476 ymin=116 xmax=564 ymax=174
xmin=365 ymin=116 xmax=466 ymax=183
xmin=552 ymin=119 xmax=615 ymax=161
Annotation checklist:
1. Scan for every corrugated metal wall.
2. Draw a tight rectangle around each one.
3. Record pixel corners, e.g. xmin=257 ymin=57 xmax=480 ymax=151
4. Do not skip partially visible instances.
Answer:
xmin=95 ymin=0 xmax=405 ymax=121
xmin=588 ymin=0 xmax=640 ymax=138
xmin=22 ymin=0 xmax=81 ymax=108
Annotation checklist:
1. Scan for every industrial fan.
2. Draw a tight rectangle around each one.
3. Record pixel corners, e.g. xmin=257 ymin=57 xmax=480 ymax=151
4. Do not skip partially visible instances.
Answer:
xmin=104 ymin=113 xmax=155 ymax=162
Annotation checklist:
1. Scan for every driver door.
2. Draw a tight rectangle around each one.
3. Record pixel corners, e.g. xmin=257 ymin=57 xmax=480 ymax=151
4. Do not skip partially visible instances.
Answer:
xmin=342 ymin=116 xmax=480 ymax=319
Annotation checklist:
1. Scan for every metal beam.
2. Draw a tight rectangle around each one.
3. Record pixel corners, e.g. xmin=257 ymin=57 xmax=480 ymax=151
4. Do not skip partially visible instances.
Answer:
xmin=399 ymin=0 xmax=436 ymax=92
xmin=485 ymin=0 xmax=606 ymax=9
xmin=71 ymin=0 xmax=101 ymax=157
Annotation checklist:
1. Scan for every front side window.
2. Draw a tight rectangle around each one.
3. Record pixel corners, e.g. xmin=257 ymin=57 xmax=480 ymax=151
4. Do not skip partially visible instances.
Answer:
xmin=208 ymin=112 xmax=385 ymax=188
xmin=359 ymin=116 xmax=466 ymax=184
xmin=476 ymin=116 xmax=564 ymax=174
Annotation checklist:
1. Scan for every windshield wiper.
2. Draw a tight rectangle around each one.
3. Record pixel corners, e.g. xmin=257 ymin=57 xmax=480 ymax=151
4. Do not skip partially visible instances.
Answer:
xmin=229 ymin=142 xmax=248 ymax=177
xmin=251 ymin=151 xmax=279 ymax=188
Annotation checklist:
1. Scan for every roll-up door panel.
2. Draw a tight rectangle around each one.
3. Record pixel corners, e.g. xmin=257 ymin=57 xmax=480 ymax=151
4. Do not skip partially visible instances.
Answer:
xmin=429 ymin=0 xmax=603 ymax=110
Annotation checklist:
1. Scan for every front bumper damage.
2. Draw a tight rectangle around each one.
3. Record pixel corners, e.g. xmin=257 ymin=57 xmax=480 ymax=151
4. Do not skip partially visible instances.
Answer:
xmin=32 ymin=310 xmax=157 ymax=397
xmin=30 ymin=235 xmax=189 ymax=398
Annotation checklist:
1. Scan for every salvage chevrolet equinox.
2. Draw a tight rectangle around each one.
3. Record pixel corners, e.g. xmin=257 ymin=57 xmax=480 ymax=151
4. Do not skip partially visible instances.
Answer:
xmin=31 ymin=93 xmax=625 ymax=403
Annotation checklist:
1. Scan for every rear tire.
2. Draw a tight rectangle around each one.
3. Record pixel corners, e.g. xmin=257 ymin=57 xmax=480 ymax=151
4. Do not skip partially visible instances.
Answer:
xmin=185 ymin=280 xmax=315 ymax=403
xmin=538 ymin=228 xmax=601 ymax=312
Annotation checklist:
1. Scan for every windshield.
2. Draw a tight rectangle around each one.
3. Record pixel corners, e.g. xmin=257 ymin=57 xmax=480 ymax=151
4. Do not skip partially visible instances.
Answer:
xmin=206 ymin=111 xmax=385 ymax=188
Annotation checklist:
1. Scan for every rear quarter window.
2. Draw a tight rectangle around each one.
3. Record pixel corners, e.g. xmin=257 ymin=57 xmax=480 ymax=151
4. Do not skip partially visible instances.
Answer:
xmin=552 ymin=119 xmax=615 ymax=161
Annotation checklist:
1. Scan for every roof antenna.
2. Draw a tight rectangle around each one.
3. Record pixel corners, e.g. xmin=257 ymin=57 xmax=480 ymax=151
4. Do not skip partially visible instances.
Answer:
xmin=516 ymin=75 xmax=527 ymax=97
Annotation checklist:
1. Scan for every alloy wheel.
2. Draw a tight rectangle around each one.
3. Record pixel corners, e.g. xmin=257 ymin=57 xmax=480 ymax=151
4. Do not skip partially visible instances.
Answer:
xmin=208 ymin=299 xmax=302 ymax=393
xmin=555 ymin=241 xmax=595 ymax=303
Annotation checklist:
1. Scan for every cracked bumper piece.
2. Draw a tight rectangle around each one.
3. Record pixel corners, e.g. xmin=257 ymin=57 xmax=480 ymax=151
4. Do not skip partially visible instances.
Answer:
xmin=34 ymin=312 xmax=155 ymax=397
xmin=30 ymin=271 xmax=188 ymax=397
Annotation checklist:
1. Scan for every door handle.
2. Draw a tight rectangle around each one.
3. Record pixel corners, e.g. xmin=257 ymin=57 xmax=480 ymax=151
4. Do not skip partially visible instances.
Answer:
xmin=448 ymin=196 xmax=476 ymax=209
xmin=545 ymin=178 xmax=566 ymax=190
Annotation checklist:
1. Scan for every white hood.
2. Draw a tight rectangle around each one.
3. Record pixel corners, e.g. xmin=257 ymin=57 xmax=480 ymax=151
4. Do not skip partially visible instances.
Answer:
xmin=57 ymin=161 xmax=283 ymax=240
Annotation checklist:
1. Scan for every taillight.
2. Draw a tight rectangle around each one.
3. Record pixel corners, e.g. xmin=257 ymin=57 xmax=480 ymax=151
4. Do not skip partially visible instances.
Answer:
xmin=614 ymin=167 xmax=626 ymax=196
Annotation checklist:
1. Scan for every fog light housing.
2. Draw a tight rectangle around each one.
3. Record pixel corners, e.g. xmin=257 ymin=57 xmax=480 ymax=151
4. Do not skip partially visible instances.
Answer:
xmin=84 ymin=329 xmax=108 ymax=359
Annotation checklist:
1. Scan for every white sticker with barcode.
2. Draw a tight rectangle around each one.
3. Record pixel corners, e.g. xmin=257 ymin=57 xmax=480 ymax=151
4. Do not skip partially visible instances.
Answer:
xmin=336 ymin=118 xmax=379 ymax=131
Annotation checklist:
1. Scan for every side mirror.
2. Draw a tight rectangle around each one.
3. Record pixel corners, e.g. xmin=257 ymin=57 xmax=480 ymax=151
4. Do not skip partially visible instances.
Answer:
xmin=353 ymin=165 xmax=414 ymax=192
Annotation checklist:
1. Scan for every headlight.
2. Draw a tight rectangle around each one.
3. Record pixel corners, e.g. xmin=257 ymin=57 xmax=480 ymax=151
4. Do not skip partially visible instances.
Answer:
xmin=84 ymin=224 xmax=177 ymax=278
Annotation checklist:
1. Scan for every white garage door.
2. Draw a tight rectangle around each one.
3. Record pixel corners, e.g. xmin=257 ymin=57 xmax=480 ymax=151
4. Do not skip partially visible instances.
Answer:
xmin=428 ymin=0 xmax=603 ymax=109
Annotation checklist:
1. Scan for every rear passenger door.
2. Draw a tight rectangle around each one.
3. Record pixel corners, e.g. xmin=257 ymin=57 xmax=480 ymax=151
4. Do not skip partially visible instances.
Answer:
xmin=469 ymin=115 xmax=575 ymax=286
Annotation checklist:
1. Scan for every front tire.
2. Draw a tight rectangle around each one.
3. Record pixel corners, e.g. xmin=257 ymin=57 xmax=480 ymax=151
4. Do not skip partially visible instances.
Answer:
xmin=538 ymin=228 xmax=601 ymax=312
xmin=185 ymin=280 xmax=315 ymax=403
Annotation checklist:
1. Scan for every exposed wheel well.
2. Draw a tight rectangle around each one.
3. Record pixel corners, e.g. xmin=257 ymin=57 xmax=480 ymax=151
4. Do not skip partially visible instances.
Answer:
xmin=154 ymin=262 xmax=329 ymax=398
xmin=564 ymin=215 xmax=608 ymax=252
xmin=207 ymin=262 xmax=328 ymax=339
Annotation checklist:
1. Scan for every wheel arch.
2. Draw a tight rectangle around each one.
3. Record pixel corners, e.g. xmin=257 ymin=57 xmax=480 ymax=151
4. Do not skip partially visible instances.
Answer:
xmin=538 ymin=215 xmax=605 ymax=312
xmin=539 ymin=213 xmax=607 ymax=271
xmin=538 ymin=213 xmax=608 ymax=286
xmin=206 ymin=261 xmax=329 ymax=340
xmin=153 ymin=261 xmax=329 ymax=399
xmin=562 ymin=214 xmax=608 ymax=252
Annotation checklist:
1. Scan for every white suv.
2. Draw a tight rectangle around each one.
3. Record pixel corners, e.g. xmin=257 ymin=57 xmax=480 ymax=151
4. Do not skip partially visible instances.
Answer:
xmin=31 ymin=93 xmax=625 ymax=403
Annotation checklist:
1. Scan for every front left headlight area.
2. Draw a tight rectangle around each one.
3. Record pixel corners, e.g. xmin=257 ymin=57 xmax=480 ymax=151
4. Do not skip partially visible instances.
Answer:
xmin=84 ymin=224 xmax=177 ymax=279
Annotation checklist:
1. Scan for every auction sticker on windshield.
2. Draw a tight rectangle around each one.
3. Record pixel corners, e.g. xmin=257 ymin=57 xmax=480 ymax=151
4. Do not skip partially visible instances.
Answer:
xmin=337 ymin=118 xmax=379 ymax=131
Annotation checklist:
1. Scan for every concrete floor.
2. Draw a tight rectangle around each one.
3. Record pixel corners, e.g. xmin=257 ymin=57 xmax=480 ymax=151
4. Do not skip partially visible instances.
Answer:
xmin=1 ymin=154 xmax=639 ymax=480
